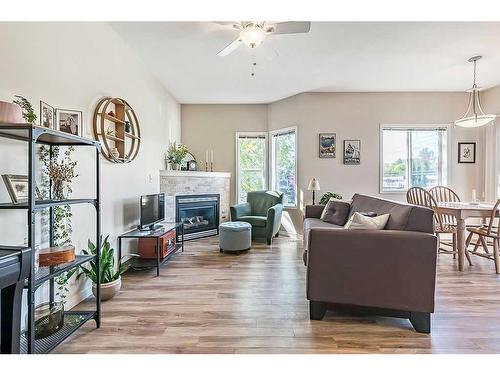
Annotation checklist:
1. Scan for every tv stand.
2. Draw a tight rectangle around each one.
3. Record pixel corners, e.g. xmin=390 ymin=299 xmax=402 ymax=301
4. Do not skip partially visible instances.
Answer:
xmin=118 ymin=222 xmax=184 ymax=277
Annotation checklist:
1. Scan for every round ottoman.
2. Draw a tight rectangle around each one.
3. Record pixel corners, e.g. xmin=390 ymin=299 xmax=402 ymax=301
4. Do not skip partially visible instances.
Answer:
xmin=219 ymin=221 xmax=252 ymax=253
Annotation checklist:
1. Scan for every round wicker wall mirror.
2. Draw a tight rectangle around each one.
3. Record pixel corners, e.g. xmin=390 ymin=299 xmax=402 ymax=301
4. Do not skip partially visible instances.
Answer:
xmin=93 ymin=97 xmax=141 ymax=163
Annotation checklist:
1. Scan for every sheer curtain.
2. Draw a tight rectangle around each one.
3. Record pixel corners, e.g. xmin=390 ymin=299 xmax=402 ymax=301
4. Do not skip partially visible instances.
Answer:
xmin=484 ymin=120 xmax=500 ymax=201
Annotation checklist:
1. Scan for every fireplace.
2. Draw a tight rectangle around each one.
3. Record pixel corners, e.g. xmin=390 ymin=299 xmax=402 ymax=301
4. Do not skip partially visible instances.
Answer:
xmin=175 ymin=194 xmax=220 ymax=241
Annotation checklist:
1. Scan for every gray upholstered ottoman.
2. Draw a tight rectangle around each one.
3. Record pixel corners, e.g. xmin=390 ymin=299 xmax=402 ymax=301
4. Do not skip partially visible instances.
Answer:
xmin=219 ymin=221 xmax=252 ymax=253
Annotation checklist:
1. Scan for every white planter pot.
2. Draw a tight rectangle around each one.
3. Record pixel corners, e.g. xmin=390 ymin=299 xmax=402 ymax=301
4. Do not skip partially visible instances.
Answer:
xmin=92 ymin=277 xmax=121 ymax=301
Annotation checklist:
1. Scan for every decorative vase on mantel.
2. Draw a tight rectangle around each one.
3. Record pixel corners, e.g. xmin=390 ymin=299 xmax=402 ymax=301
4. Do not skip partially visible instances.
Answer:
xmin=168 ymin=162 xmax=181 ymax=171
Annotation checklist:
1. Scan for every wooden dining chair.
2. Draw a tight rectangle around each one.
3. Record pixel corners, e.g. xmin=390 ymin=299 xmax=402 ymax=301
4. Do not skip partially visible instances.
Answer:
xmin=465 ymin=199 xmax=500 ymax=274
xmin=407 ymin=187 xmax=472 ymax=265
xmin=429 ymin=186 xmax=460 ymax=258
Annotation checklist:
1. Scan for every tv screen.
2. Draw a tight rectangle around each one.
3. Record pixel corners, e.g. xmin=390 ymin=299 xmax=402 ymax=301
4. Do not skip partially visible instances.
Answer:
xmin=140 ymin=193 xmax=165 ymax=229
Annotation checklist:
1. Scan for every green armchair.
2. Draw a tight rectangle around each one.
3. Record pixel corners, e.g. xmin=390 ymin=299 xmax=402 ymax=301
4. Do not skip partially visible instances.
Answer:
xmin=230 ymin=190 xmax=284 ymax=245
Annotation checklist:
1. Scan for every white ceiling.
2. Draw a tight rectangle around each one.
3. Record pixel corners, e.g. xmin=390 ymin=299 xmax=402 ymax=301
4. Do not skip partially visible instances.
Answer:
xmin=110 ymin=22 xmax=500 ymax=104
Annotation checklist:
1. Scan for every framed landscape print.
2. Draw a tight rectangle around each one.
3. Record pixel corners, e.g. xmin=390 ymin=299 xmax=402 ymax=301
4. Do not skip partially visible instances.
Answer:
xmin=343 ymin=140 xmax=361 ymax=165
xmin=40 ymin=101 xmax=55 ymax=129
xmin=56 ymin=108 xmax=83 ymax=136
xmin=458 ymin=142 xmax=476 ymax=163
xmin=319 ymin=133 xmax=336 ymax=158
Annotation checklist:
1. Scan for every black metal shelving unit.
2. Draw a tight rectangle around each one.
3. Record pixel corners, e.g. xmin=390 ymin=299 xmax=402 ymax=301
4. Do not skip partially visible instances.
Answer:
xmin=0 ymin=123 xmax=101 ymax=354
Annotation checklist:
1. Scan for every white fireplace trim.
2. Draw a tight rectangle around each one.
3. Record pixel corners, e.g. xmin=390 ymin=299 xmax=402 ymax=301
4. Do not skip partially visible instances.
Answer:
xmin=160 ymin=170 xmax=231 ymax=178
xmin=160 ymin=170 xmax=231 ymax=223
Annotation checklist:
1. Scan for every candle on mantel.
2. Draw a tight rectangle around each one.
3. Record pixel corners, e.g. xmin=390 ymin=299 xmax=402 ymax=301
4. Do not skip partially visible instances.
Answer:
xmin=210 ymin=150 xmax=214 ymax=163
xmin=472 ymin=189 xmax=477 ymax=202
xmin=205 ymin=150 xmax=209 ymax=164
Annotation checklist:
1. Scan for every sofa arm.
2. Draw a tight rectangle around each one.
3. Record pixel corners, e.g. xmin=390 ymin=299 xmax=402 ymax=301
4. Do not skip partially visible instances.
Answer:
xmin=230 ymin=202 xmax=251 ymax=220
xmin=307 ymin=229 xmax=437 ymax=313
xmin=305 ymin=205 xmax=325 ymax=219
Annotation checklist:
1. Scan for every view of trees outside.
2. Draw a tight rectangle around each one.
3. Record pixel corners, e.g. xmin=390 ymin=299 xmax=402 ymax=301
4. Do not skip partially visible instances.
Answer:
xmin=382 ymin=129 xmax=446 ymax=192
xmin=272 ymin=131 xmax=296 ymax=206
xmin=238 ymin=135 xmax=266 ymax=203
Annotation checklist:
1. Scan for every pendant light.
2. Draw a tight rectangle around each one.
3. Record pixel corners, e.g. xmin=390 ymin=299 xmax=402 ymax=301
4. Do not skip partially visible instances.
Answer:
xmin=455 ymin=56 xmax=496 ymax=128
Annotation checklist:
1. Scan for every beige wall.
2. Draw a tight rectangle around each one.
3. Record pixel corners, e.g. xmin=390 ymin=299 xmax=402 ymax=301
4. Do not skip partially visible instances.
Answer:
xmin=181 ymin=104 xmax=268 ymax=203
xmin=0 ymin=22 xmax=181 ymax=308
xmin=183 ymin=91 xmax=488 ymax=233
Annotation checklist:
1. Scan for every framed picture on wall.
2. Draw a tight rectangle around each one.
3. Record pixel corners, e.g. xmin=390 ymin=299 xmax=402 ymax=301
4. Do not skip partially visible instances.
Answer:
xmin=458 ymin=142 xmax=476 ymax=163
xmin=343 ymin=140 xmax=361 ymax=165
xmin=40 ymin=101 xmax=55 ymax=129
xmin=55 ymin=108 xmax=83 ymax=136
xmin=319 ymin=133 xmax=336 ymax=158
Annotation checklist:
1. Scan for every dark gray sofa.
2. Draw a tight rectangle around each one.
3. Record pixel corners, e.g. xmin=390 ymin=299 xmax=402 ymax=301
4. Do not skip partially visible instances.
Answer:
xmin=304 ymin=193 xmax=438 ymax=333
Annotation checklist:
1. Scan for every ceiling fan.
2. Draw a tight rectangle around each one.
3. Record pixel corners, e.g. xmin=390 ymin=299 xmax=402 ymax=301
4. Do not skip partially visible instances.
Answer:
xmin=215 ymin=21 xmax=311 ymax=57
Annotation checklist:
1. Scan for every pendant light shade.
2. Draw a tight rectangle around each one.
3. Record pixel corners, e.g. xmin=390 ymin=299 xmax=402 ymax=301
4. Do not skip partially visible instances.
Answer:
xmin=455 ymin=56 xmax=496 ymax=128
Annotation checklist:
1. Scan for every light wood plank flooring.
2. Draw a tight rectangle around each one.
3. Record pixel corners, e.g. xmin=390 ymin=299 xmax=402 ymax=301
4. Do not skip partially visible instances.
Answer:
xmin=55 ymin=235 xmax=500 ymax=354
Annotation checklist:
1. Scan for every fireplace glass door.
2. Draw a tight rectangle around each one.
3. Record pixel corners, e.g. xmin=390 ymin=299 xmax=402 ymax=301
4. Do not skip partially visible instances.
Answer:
xmin=175 ymin=194 xmax=220 ymax=241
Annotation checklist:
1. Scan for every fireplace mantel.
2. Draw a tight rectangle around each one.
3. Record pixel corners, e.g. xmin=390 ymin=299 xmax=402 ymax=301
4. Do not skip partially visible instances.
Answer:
xmin=160 ymin=170 xmax=231 ymax=178
xmin=160 ymin=170 xmax=231 ymax=223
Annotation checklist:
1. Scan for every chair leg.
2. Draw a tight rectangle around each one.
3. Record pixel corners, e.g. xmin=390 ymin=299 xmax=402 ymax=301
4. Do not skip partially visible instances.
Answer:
xmin=494 ymin=238 xmax=500 ymax=274
xmin=452 ymin=233 xmax=457 ymax=259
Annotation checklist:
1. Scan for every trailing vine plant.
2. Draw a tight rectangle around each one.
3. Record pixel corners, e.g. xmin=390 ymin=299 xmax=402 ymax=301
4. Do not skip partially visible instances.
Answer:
xmin=38 ymin=145 xmax=79 ymax=305
xmin=13 ymin=95 xmax=37 ymax=124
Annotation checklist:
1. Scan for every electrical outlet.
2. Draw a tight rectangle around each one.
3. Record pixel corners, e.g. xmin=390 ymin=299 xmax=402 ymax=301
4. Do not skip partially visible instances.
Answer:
xmin=148 ymin=174 xmax=153 ymax=183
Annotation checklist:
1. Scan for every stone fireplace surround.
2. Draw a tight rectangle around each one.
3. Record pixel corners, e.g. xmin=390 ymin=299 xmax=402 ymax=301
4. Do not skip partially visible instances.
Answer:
xmin=160 ymin=170 xmax=231 ymax=225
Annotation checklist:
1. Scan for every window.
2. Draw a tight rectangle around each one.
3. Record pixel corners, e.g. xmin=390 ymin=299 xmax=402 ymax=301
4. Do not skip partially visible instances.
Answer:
xmin=380 ymin=125 xmax=448 ymax=193
xmin=236 ymin=127 xmax=298 ymax=207
xmin=270 ymin=127 xmax=297 ymax=207
xmin=236 ymin=132 xmax=267 ymax=203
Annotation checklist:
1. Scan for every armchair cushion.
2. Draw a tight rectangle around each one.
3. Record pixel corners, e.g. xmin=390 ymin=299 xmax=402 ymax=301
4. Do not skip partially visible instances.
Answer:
xmin=247 ymin=190 xmax=283 ymax=216
xmin=238 ymin=215 xmax=267 ymax=228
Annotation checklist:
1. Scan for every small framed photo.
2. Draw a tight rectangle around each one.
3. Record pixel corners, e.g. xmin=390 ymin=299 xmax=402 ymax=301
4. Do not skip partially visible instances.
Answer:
xmin=55 ymin=108 xmax=83 ymax=136
xmin=319 ymin=133 xmax=336 ymax=158
xmin=458 ymin=142 xmax=476 ymax=163
xmin=2 ymin=174 xmax=42 ymax=204
xmin=40 ymin=101 xmax=55 ymax=129
xmin=343 ymin=140 xmax=361 ymax=165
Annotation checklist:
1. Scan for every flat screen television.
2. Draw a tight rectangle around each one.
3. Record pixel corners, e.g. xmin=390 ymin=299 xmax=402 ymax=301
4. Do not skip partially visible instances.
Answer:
xmin=140 ymin=193 xmax=165 ymax=230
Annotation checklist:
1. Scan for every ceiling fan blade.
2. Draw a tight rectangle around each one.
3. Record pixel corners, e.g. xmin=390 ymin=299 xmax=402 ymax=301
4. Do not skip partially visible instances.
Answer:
xmin=217 ymin=38 xmax=243 ymax=57
xmin=268 ymin=21 xmax=311 ymax=34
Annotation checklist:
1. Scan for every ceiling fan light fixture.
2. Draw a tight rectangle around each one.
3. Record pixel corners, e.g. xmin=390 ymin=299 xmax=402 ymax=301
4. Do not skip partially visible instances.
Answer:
xmin=455 ymin=56 xmax=496 ymax=128
xmin=239 ymin=26 xmax=266 ymax=48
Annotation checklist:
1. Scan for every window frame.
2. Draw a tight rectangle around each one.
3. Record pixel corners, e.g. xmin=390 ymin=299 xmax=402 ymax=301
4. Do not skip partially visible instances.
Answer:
xmin=379 ymin=123 xmax=452 ymax=194
xmin=269 ymin=126 xmax=298 ymax=209
xmin=235 ymin=131 xmax=269 ymax=204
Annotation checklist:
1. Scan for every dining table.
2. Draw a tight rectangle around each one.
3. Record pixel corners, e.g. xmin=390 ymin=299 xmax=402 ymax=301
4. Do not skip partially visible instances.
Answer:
xmin=437 ymin=201 xmax=498 ymax=271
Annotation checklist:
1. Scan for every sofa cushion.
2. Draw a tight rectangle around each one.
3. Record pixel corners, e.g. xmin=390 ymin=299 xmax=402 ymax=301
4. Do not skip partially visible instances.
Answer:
xmin=320 ymin=199 xmax=351 ymax=226
xmin=238 ymin=215 xmax=267 ymax=228
xmin=348 ymin=193 xmax=433 ymax=233
xmin=303 ymin=218 xmax=344 ymax=251
xmin=344 ymin=212 xmax=390 ymax=230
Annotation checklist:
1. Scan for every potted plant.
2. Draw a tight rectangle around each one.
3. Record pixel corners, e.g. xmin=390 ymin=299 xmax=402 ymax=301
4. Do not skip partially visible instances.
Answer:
xmin=319 ymin=192 xmax=343 ymax=205
xmin=78 ymin=235 xmax=136 ymax=301
xmin=165 ymin=142 xmax=188 ymax=170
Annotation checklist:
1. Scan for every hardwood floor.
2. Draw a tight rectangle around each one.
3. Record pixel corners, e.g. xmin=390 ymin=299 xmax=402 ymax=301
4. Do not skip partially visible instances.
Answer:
xmin=55 ymin=234 xmax=500 ymax=354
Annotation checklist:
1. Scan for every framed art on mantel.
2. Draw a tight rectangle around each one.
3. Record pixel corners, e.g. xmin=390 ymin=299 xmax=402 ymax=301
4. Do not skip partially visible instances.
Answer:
xmin=458 ymin=142 xmax=476 ymax=163
xmin=319 ymin=133 xmax=336 ymax=158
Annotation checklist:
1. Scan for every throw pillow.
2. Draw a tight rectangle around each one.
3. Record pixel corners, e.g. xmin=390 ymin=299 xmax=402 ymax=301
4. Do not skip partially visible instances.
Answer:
xmin=320 ymin=198 xmax=351 ymax=226
xmin=344 ymin=212 xmax=390 ymax=230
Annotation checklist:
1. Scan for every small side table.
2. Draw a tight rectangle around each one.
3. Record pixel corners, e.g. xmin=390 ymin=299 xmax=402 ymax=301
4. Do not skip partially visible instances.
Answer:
xmin=118 ymin=222 xmax=184 ymax=276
